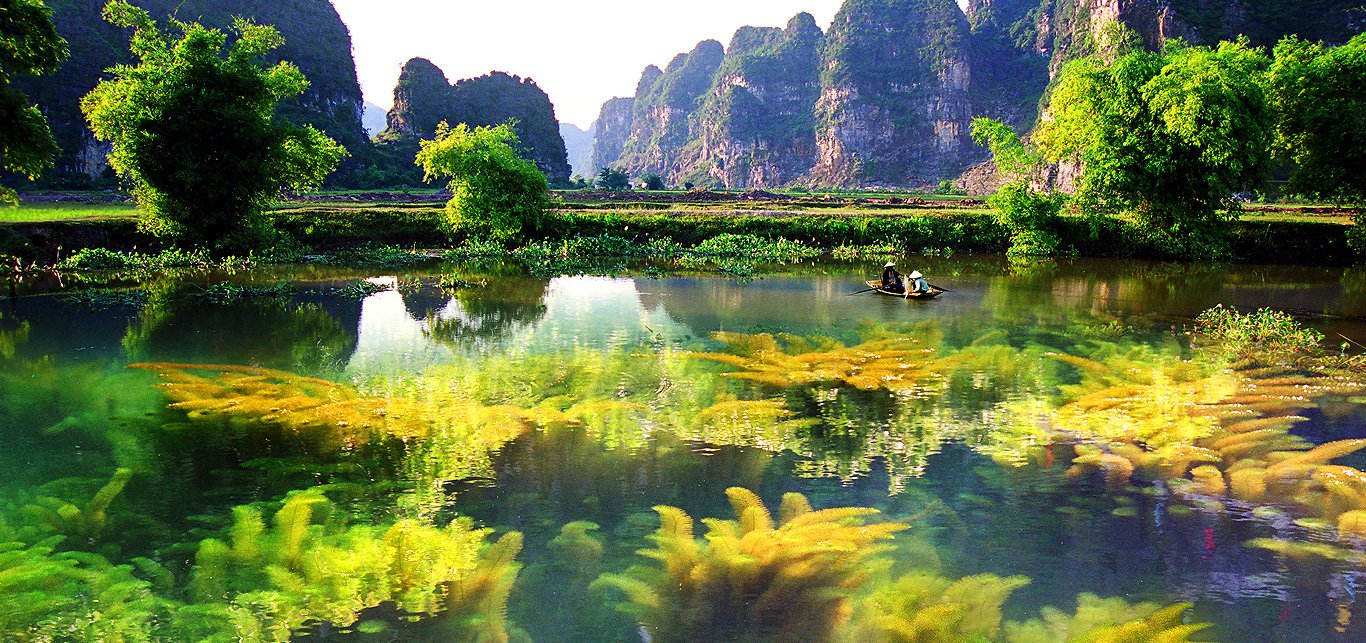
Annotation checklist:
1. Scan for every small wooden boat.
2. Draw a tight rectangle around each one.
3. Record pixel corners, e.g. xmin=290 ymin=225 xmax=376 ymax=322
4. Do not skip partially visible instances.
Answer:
xmin=865 ymin=280 xmax=945 ymax=299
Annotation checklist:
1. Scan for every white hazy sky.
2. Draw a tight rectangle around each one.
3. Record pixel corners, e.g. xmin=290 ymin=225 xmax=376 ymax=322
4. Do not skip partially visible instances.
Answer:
xmin=332 ymin=1 xmax=972 ymax=129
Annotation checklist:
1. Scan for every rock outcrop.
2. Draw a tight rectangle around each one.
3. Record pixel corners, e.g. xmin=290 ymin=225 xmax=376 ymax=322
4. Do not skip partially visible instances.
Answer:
xmin=589 ymin=0 xmax=1362 ymax=189
xmin=381 ymin=62 xmax=571 ymax=184
xmin=589 ymin=97 xmax=634 ymax=175
xmin=15 ymin=0 xmax=367 ymax=181
xmin=682 ymin=13 xmax=825 ymax=188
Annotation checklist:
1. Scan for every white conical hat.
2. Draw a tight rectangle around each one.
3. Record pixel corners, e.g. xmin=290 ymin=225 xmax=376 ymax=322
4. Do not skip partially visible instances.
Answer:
xmin=909 ymin=271 xmax=923 ymax=279
xmin=885 ymin=261 xmax=895 ymax=268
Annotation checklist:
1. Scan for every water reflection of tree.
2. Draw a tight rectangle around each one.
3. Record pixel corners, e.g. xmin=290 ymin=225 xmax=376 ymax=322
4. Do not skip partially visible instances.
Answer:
xmin=121 ymin=279 xmax=359 ymax=372
xmin=422 ymin=277 xmax=549 ymax=348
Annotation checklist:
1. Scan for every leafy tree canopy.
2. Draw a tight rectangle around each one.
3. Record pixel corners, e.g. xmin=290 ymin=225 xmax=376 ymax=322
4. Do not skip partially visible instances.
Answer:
xmin=1270 ymin=33 xmax=1366 ymax=205
xmin=596 ymin=167 xmax=629 ymax=192
xmin=0 ymin=0 xmax=68 ymax=204
xmin=416 ymin=121 xmax=549 ymax=244
xmin=81 ymin=0 xmax=345 ymax=249
xmin=1037 ymin=37 xmax=1273 ymax=258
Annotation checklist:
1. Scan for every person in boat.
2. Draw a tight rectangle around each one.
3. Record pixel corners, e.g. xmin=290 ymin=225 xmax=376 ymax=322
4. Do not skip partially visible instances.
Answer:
xmin=880 ymin=261 xmax=905 ymax=293
xmin=907 ymin=270 xmax=931 ymax=295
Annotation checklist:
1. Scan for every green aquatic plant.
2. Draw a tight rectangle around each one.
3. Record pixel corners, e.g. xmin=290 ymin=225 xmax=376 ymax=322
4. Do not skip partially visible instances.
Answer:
xmin=20 ymin=468 xmax=133 ymax=543
xmin=0 ymin=536 xmax=170 ymax=642
xmin=591 ymin=487 xmax=907 ymax=642
xmin=1002 ymin=594 xmax=1210 ymax=643
xmin=846 ymin=571 xmax=1030 ymax=642
xmin=190 ymin=282 xmax=296 ymax=305
xmin=186 ymin=489 xmax=521 ymax=640
xmin=1195 ymin=304 xmax=1325 ymax=354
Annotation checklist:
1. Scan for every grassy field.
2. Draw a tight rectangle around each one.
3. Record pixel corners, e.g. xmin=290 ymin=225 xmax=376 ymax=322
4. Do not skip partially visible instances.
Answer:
xmin=1 ymin=194 xmax=1354 ymax=228
xmin=1 ymin=202 xmax=140 ymax=222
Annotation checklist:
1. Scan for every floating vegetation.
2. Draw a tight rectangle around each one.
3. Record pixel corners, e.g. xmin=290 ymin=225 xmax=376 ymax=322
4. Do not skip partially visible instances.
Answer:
xmin=191 ymin=281 xmax=296 ymax=305
xmin=329 ymin=279 xmax=394 ymax=299
xmin=58 ymin=288 xmax=150 ymax=310
xmin=1195 ymin=304 xmax=1326 ymax=354
xmin=591 ymin=487 xmax=907 ymax=641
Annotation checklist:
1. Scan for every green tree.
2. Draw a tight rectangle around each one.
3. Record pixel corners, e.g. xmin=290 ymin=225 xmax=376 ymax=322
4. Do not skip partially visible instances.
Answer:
xmin=1037 ymin=38 xmax=1273 ymax=258
xmin=415 ymin=121 xmax=549 ymax=244
xmin=1270 ymin=34 xmax=1366 ymax=205
xmin=640 ymin=173 xmax=666 ymax=191
xmin=81 ymin=1 xmax=346 ymax=249
xmin=595 ymin=167 xmax=629 ymax=191
xmin=0 ymin=0 xmax=68 ymax=204
xmin=971 ymin=117 xmax=1066 ymax=257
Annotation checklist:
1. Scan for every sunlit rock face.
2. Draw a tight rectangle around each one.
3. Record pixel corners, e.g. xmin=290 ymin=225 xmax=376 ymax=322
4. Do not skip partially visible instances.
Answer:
xmin=613 ymin=40 xmax=727 ymax=179
xmin=812 ymin=0 xmax=978 ymax=187
xmin=679 ymin=13 xmax=825 ymax=189
xmin=588 ymin=0 xmax=1360 ymax=190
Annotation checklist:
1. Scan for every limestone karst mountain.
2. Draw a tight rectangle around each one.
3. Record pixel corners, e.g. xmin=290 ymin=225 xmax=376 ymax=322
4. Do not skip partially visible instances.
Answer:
xmin=381 ymin=59 xmax=572 ymax=185
xmin=590 ymin=0 xmax=1364 ymax=189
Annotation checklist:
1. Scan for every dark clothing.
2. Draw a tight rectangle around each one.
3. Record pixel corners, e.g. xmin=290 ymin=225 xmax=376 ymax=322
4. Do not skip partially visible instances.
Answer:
xmin=880 ymin=267 xmax=904 ymax=293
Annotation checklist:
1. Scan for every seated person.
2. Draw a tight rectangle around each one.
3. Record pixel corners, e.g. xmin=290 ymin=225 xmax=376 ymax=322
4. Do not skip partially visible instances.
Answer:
xmin=880 ymin=261 xmax=904 ymax=293
xmin=907 ymin=270 xmax=930 ymax=294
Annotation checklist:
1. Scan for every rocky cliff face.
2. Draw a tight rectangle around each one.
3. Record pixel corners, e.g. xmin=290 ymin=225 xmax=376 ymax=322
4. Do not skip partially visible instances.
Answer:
xmin=1042 ymin=0 xmax=1364 ymax=75
xmin=614 ymin=41 xmax=725 ymax=178
xmin=381 ymin=61 xmax=571 ymax=184
xmin=681 ymin=13 xmax=824 ymax=188
xmin=18 ymin=0 xmax=367 ymax=181
xmin=811 ymin=0 xmax=977 ymax=187
xmin=589 ymin=97 xmax=634 ymax=175
xmin=590 ymin=0 xmax=1363 ymax=189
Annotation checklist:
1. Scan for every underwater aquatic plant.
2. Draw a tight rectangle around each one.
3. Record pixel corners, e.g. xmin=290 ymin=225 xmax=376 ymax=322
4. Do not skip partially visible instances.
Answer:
xmin=186 ymin=489 xmax=522 ymax=640
xmin=0 ymin=536 xmax=170 ymax=641
xmin=20 ymin=468 xmax=133 ymax=543
xmin=131 ymin=362 xmax=534 ymax=454
xmin=845 ymin=571 xmax=1031 ymax=641
xmin=1002 ymin=593 xmax=1210 ymax=643
xmin=591 ymin=487 xmax=907 ymax=642
xmin=685 ymin=328 xmax=963 ymax=393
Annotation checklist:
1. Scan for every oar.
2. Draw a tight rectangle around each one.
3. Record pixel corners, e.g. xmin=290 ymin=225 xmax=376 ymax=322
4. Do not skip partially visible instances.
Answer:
xmin=847 ymin=286 xmax=879 ymax=296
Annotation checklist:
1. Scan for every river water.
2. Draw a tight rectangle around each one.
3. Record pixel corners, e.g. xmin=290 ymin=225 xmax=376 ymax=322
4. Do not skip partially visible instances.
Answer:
xmin=2 ymin=256 xmax=1365 ymax=642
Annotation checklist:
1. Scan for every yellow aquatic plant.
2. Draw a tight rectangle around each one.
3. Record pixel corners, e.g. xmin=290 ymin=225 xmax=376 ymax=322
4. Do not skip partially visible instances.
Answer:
xmin=845 ymin=571 xmax=1030 ymax=642
xmin=591 ymin=487 xmax=907 ymax=642
xmin=685 ymin=330 xmax=964 ymax=393
xmin=1002 ymin=593 xmax=1210 ymax=643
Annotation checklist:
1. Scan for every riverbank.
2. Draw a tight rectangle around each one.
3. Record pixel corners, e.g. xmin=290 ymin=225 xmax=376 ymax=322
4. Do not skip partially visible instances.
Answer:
xmin=0 ymin=192 xmax=1358 ymax=266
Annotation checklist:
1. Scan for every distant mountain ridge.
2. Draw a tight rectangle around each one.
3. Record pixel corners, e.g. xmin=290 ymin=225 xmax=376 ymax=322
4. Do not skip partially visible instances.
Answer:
xmin=591 ymin=0 xmax=1365 ymax=189
xmin=559 ymin=122 xmax=595 ymax=179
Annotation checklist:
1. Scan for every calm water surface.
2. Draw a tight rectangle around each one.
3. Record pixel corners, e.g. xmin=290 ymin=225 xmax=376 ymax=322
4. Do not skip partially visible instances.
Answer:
xmin=3 ymin=257 xmax=1366 ymax=641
